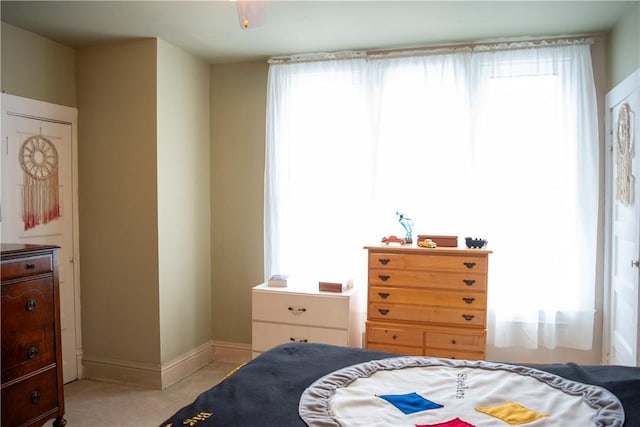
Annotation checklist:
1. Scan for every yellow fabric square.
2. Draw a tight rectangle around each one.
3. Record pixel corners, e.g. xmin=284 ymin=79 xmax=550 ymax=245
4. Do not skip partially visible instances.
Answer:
xmin=475 ymin=401 xmax=549 ymax=425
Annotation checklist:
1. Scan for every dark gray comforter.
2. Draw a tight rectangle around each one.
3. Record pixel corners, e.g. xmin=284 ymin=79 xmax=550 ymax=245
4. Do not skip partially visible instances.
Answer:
xmin=161 ymin=343 xmax=640 ymax=427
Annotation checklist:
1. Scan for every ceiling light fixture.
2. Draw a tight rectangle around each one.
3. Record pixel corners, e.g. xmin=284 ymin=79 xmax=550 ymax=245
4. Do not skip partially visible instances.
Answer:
xmin=236 ymin=0 xmax=265 ymax=29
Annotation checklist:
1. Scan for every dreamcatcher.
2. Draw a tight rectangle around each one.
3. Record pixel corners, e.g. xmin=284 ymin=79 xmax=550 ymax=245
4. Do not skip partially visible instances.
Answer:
xmin=616 ymin=103 xmax=634 ymax=206
xmin=19 ymin=134 xmax=61 ymax=230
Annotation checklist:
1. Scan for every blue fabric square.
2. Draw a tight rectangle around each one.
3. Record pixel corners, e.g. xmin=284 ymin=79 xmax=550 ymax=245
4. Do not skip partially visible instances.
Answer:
xmin=377 ymin=392 xmax=443 ymax=415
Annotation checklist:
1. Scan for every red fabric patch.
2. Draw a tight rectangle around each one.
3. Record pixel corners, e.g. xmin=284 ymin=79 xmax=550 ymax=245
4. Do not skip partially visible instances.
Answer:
xmin=416 ymin=417 xmax=475 ymax=427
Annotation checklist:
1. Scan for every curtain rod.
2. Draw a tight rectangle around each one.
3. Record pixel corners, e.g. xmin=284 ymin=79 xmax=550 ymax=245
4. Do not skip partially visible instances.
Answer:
xmin=268 ymin=33 xmax=602 ymax=65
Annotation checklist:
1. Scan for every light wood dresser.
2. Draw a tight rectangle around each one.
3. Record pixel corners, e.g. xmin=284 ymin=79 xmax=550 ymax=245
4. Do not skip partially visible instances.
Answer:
xmin=1 ymin=244 xmax=66 ymax=427
xmin=252 ymin=283 xmax=362 ymax=358
xmin=364 ymin=245 xmax=490 ymax=360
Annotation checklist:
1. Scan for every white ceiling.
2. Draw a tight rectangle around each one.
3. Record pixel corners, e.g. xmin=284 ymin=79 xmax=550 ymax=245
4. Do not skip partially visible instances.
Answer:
xmin=1 ymin=1 xmax=637 ymax=64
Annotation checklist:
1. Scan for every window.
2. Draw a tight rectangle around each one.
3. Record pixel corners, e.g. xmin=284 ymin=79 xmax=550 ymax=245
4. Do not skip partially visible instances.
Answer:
xmin=265 ymin=42 xmax=598 ymax=350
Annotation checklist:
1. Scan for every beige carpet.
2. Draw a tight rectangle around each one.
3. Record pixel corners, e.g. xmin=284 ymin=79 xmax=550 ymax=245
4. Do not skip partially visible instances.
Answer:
xmin=46 ymin=360 xmax=240 ymax=427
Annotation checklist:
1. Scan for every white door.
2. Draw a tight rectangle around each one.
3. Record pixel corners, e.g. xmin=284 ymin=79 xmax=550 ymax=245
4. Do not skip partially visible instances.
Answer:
xmin=1 ymin=94 xmax=81 ymax=383
xmin=604 ymin=70 xmax=640 ymax=367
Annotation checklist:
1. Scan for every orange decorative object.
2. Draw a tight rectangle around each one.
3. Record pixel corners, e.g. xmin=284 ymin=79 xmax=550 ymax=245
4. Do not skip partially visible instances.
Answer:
xmin=381 ymin=235 xmax=405 ymax=245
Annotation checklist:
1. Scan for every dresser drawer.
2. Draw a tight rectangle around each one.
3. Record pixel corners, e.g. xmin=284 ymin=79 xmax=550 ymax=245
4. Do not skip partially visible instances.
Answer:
xmin=1 ymin=326 xmax=56 ymax=383
xmin=426 ymin=328 xmax=486 ymax=352
xmin=369 ymin=302 xmax=486 ymax=327
xmin=252 ymin=290 xmax=348 ymax=329
xmin=366 ymin=323 xmax=424 ymax=347
xmin=252 ymin=321 xmax=348 ymax=352
xmin=2 ymin=278 xmax=56 ymax=382
xmin=368 ymin=269 xmax=487 ymax=291
xmin=1 ymin=366 xmax=59 ymax=427
xmin=369 ymin=286 xmax=486 ymax=309
xmin=424 ymin=348 xmax=484 ymax=360
xmin=2 ymin=278 xmax=54 ymax=330
xmin=366 ymin=342 xmax=423 ymax=356
xmin=1 ymin=254 xmax=53 ymax=281
xmin=369 ymin=252 xmax=488 ymax=274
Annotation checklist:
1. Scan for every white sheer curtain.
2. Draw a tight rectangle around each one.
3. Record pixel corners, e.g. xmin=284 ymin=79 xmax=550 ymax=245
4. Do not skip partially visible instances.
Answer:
xmin=469 ymin=44 xmax=599 ymax=349
xmin=264 ymin=41 xmax=599 ymax=350
xmin=264 ymin=58 xmax=375 ymax=283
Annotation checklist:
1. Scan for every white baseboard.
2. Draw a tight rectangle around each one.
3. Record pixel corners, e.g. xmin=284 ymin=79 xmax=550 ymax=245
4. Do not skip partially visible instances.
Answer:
xmin=161 ymin=341 xmax=214 ymax=389
xmin=82 ymin=341 xmax=215 ymax=390
xmin=212 ymin=340 xmax=252 ymax=363
xmin=81 ymin=341 xmax=251 ymax=389
xmin=82 ymin=356 xmax=163 ymax=389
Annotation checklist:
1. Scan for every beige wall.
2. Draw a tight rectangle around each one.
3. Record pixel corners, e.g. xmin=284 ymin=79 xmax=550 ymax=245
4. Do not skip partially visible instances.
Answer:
xmin=76 ymin=39 xmax=161 ymax=365
xmin=210 ymin=61 xmax=267 ymax=343
xmin=607 ymin=1 xmax=640 ymax=89
xmin=2 ymin=25 xmax=213 ymax=385
xmin=1 ymin=23 xmax=76 ymax=107
xmin=157 ymin=39 xmax=212 ymax=363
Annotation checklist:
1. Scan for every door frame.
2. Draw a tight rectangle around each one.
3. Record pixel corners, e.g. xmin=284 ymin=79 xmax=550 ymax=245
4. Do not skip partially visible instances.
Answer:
xmin=602 ymin=69 xmax=640 ymax=365
xmin=1 ymin=93 xmax=83 ymax=379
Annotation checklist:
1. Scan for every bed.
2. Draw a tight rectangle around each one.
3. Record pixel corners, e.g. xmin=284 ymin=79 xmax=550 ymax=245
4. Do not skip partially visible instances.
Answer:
xmin=161 ymin=343 xmax=640 ymax=427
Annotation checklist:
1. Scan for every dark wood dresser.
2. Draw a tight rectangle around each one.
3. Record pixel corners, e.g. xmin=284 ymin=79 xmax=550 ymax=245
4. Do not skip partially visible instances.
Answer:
xmin=1 ymin=244 xmax=66 ymax=427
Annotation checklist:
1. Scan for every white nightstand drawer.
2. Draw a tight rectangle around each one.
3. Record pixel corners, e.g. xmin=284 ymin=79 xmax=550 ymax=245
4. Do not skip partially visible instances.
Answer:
xmin=252 ymin=289 xmax=349 ymax=328
xmin=252 ymin=321 xmax=348 ymax=352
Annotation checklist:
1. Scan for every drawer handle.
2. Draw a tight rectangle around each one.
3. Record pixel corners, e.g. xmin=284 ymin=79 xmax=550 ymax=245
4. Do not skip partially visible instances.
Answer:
xmin=378 ymin=308 xmax=389 ymax=315
xmin=463 ymin=279 xmax=476 ymax=286
xmin=289 ymin=338 xmax=308 ymax=343
xmin=462 ymin=314 xmax=475 ymax=321
xmin=25 ymin=299 xmax=37 ymax=311
xmin=25 ymin=263 xmax=36 ymax=270
xmin=378 ymin=292 xmax=390 ymax=299
xmin=462 ymin=297 xmax=475 ymax=304
xmin=463 ymin=262 xmax=476 ymax=269
xmin=30 ymin=391 xmax=41 ymax=404
xmin=451 ymin=339 xmax=457 ymax=344
xmin=288 ymin=306 xmax=306 ymax=313
xmin=378 ymin=258 xmax=390 ymax=265
xmin=28 ymin=346 xmax=39 ymax=359
xmin=378 ymin=274 xmax=390 ymax=281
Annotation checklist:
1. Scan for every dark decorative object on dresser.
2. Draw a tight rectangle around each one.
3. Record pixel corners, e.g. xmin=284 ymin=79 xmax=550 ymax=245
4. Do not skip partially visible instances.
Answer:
xmin=1 ymin=244 xmax=66 ymax=427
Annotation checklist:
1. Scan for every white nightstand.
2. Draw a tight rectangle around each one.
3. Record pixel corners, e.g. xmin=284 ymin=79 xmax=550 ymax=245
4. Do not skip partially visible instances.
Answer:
xmin=251 ymin=282 xmax=363 ymax=358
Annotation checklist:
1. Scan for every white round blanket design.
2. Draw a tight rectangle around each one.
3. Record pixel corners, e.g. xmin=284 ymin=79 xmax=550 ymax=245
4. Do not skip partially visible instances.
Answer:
xmin=299 ymin=357 xmax=624 ymax=427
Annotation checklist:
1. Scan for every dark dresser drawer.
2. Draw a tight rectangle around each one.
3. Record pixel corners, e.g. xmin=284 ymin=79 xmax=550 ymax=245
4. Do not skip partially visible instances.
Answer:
xmin=1 ymin=367 xmax=59 ymax=427
xmin=1 ymin=277 xmax=54 ymax=329
xmin=1 ymin=277 xmax=56 ymax=382
xmin=1 ymin=325 xmax=56 ymax=383
xmin=1 ymin=255 xmax=53 ymax=281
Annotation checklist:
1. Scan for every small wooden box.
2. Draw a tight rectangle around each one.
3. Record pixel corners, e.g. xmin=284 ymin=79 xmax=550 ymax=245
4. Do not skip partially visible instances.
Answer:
xmin=417 ymin=235 xmax=458 ymax=247
xmin=319 ymin=279 xmax=353 ymax=293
